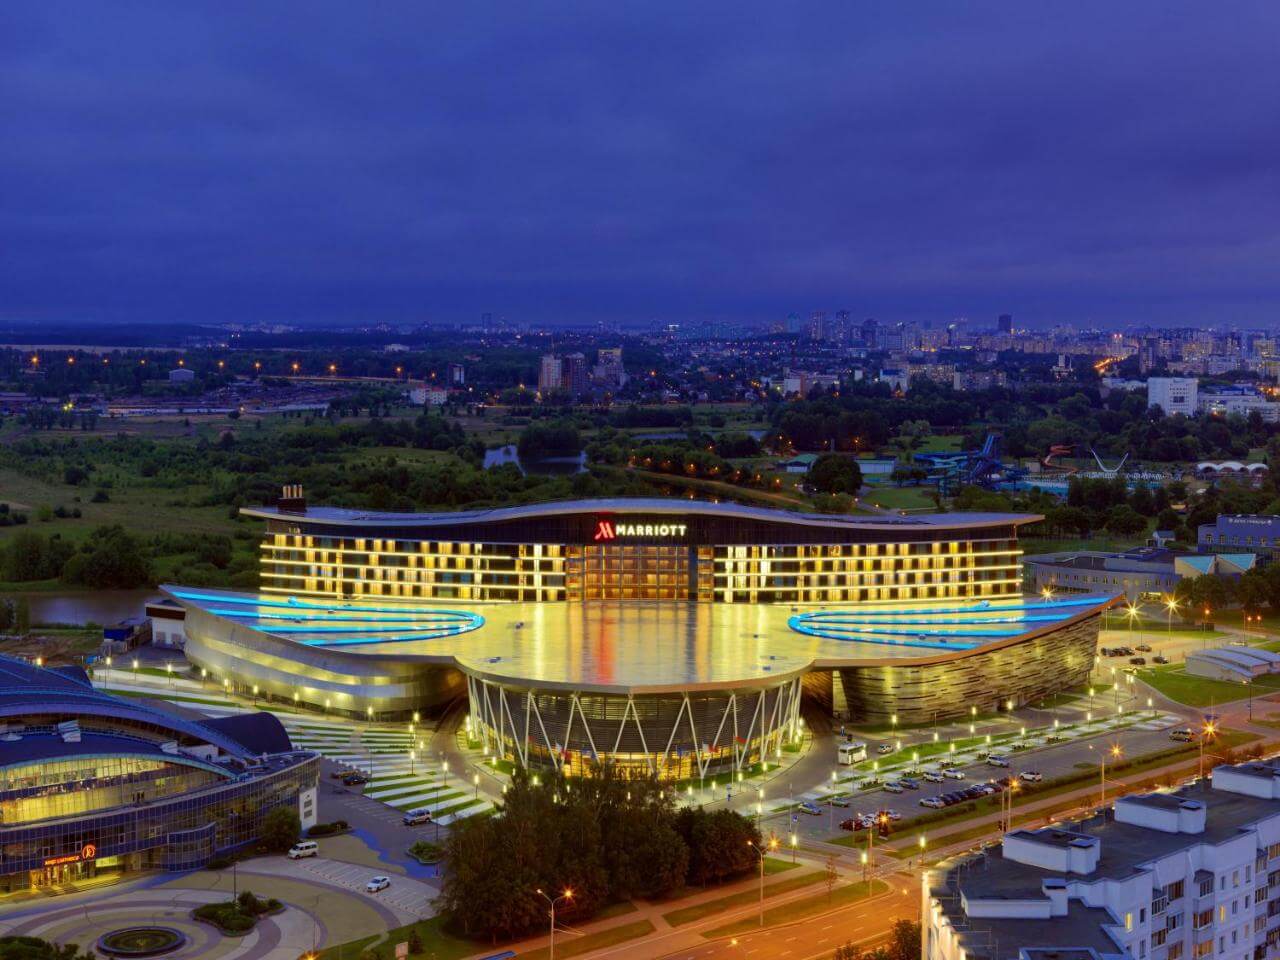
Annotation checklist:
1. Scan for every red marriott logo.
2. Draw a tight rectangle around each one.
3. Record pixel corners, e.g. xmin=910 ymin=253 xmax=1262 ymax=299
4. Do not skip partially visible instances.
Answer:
xmin=593 ymin=520 xmax=616 ymax=541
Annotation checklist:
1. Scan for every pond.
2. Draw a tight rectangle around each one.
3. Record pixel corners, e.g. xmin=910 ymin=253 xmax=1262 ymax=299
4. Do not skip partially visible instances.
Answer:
xmin=482 ymin=445 xmax=586 ymax=475
xmin=13 ymin=589 xmax=159 ymax=627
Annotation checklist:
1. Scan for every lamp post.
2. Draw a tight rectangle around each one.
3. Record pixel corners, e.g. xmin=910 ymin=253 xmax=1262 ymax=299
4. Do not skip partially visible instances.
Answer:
xmin=535 ymin=888 xmax=573 ymax=960
xmin=1101 ymin=743 xmax=1122 ymax=807
xmin=1165 ymin=597 xmax=1179 ymax=638
xmin=1199 ymin=720 xmax=1217 ymax=782
xmin=747 ymin=837 xmax=780 ymax=926
xmin=1244 ymin=680 xmax=1253 ymax=721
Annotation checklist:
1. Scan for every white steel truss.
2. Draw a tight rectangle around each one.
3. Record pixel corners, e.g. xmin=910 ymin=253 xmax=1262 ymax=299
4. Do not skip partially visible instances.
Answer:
xmin=465 ymin=677 xmax=803 ymax=777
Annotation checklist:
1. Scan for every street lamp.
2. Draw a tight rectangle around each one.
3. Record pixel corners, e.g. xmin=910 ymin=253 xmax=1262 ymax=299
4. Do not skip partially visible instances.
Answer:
xmin=1101 ymin=743 xmax=1122 ymax=807
xmin=747 ymin=836 xmax=780 ymax=926
xmin=1165 ymin=597 xmax=1179 ymax=637
xmin=535 ymin=888 xmax=573 ymax=960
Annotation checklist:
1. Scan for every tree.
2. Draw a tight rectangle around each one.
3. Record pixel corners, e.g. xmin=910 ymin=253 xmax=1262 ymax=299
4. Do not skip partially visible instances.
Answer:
xmin=0 ymin=936 xmax=99 ymax=959
xmin=882 ymin=920 xmax=922 ymax=960
xmin=807 ymin=454 xmax=863 ymax=495
xmin=1104 ymin=505 xmax=1146 ymax=536
xmin=60 ymin=525 xmax=151 ymax=589
xmin=259 ymin=806 xmax=300 ymax=853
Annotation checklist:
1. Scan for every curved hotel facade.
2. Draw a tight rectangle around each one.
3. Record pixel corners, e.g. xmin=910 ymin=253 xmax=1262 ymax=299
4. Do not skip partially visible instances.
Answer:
xmin=168 ymin=495 xmax=1116 ymax=780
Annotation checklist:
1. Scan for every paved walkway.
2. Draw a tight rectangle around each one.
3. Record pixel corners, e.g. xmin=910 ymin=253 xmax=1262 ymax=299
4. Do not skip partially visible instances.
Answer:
xmin=0 ymin=854 xmax=438 ymax=960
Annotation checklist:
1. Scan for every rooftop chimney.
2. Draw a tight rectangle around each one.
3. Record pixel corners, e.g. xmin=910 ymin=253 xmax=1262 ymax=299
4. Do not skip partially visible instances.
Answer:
xmin=278 ymin=484 xmax=307 ymax=514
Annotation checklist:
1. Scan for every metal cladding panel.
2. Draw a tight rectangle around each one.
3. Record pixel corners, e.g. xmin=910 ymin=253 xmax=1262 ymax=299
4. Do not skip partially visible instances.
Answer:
xmin=254 ymin=500 xmax=1031 ymax=546
xmin=835 ymin=613 xmax=1102 ymax=725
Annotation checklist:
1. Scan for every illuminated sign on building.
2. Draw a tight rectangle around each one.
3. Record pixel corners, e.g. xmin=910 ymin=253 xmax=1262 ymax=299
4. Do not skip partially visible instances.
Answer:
xmin=43 ymin=844 xmax=96 ymax=868
xmin=593 ymin=520 xmax=688 ymax=541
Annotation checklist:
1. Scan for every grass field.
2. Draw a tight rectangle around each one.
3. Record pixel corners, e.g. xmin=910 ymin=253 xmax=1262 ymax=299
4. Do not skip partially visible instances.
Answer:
xmin=661 ymin=869 xmax=822 ymax=927
xmin=700 ymin=879 xmax=885 ymax=938
xmin=858 ymin=486 xmax=937 ymax=512
xmin=1136 ymin=664 xmax=1269 ymax=707
xmin=0 ymin=465 xmax=241 ymax=546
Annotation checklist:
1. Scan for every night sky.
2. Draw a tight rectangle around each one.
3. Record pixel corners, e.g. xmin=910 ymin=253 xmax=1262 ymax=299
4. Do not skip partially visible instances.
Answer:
xmin=3 ymin=2 xmax=1279 ymax=329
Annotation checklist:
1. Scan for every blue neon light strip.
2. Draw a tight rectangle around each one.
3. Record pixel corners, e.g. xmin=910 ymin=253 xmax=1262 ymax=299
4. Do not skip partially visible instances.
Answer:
xmin=170 ymin=589 xmax=484 ymax=646
xmin=787 ymin=595 xmax=1108 ymax=649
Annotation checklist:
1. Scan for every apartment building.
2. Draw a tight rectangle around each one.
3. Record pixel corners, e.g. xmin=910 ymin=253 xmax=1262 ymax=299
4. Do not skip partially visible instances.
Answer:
xmin=925 ymin=759 xmax=1280 ymax=960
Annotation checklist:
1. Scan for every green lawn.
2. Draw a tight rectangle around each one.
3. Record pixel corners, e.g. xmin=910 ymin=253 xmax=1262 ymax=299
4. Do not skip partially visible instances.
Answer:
xmin=519 ymin=920 xmax=655 ymax=960
xmin=701 ymin=880 xmax=885 ymax=937
xmin=857 ymin=486 xmax=937 ymax=512
xmin=661 ymin=870 xmax=822 ymax=927
xmin=914 ymin=435 xmax=963 ymax=453
xmin=1136 ymin=665 xmax=1270 ymax=707
xmin=318 ymin=914 xmax=479 ymax=960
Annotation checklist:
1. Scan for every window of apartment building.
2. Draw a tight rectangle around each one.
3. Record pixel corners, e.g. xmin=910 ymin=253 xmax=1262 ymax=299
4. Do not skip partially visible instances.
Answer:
xmin=1142 ymin=908 xmax=1148 ymax=923
xmin=1170 ymin=880 xmax=1186 ymax=901
xmin=1220 ymin=905 xmax=1227 ymax=923
xmin=1127 ymin=912 xmax=1135 ymax=932
xmin=1192 ymin=941 xmax=1211 ymax=959
xmin=1196 ymin=909 xmax=1214 ymax=929
xmin=1234 ymin=870 xmax=1240 ymax=887
xmin=1168 ymin=942 xmax=1183 ymax=960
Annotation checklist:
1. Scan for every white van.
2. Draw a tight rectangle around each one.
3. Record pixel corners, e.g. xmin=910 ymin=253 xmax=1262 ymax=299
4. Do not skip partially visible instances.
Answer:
xmin=287 ymin=841 xmax=319 ymax=859
xmin=403 ymin=808 xmax=433 ymax=826
xmin=837 ymin=741 xmax=868 ymax=765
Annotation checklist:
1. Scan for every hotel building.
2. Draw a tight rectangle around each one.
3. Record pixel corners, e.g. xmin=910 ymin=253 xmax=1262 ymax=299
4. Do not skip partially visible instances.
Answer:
xmin=167 ymin=495 xmax=1116 ymax=780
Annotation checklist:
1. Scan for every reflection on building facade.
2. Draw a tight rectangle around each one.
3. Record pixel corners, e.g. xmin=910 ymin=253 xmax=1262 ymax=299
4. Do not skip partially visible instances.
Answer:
xmin=0 ymin=656 xmax=318 ymax=895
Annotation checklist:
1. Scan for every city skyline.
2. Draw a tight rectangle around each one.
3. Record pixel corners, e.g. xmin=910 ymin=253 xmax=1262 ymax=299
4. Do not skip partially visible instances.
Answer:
xmin=4 ymin=1 xmax=1280 ymax=329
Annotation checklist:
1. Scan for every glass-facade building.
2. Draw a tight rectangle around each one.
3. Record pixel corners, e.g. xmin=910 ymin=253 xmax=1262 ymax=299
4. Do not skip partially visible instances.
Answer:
xmin=247 ymin=498 xmax=1024 ymax=604
xmin=0 ymin=656 xmax=318 ymax=895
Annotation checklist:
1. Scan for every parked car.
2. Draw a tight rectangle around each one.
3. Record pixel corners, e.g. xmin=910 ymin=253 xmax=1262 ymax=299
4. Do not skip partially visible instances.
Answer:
xmin=920 ymin=797 xmax=945 ymax=809
xmin=1135 ymin=644 xmax=1152 ymax=652
xmin=1129 ymin=657 xmax=1146 ymax=666
xmin=402 ymin=808 xmax=432 ymax=826
xmin=944 ymin=769 xmax=966 ymax=780
xmin=1169 ymin=728 xmax=1195 ymax=742
xmin=342 ymin=772 xmax=369 ymax=786
xmin=1020 ymin=771 xmax=1043 ymax=783
xmin=839 ymin=817 xmax=862 ymax=831
xmin=366 ymin=876 xmax=391 ymax=893
xmin=985 ymin=755 xmax=1010 ymax=768
xmin=883 ymin=781 xmax=904 ymax=794
xmin=879 ymin=809 xmax=902 ymax=821
xmin=799 ymin=801 xmax=822 ymax=816
xmin=1153 ymin=655 xmax=1170 ymax=664
xmin=829 ymin=795 xmax=852 ymax=808
xmin=877 ymin=743 xmax=895 ymax=755
xmin=923 ymin=771 xmax=944 ymax=783
xmin=899 ymin=777 xmax=921 ymax=790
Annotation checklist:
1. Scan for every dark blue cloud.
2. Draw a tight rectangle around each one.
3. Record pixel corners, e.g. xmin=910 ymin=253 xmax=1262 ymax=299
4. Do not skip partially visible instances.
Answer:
xmin=2 ymin=1 xmax=1278 ymax=328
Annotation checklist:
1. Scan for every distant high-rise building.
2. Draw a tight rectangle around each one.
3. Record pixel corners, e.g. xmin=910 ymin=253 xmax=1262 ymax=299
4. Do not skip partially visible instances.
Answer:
xmin=448 ymin=363 xmax=465 ymax=386
xmin=832 ymin=310 xmax=852 ymax=345
xmin=562 ymin=353 xmax=590 ymax=394
xmin=1147 ymin=376 xmax=1198 ymax=416
xmin=785 ymin=312 xmax=803 ymax=335
xmin=860 ymin=318 xmax=879 ymax=349
xmin=806 ymin=311 xmax=827 ymax=342
xmin=593 ymin=347 xmax=627 ymax=389
xmin=997 ymin=313 xmax=1013 ymax=335
xmin=538 ymin=354 xmax=562 ymax=392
